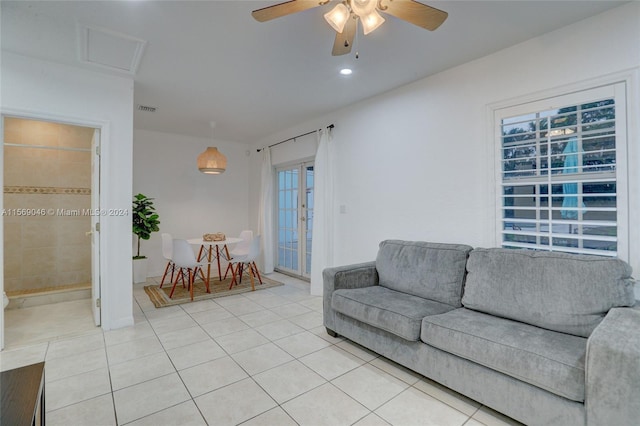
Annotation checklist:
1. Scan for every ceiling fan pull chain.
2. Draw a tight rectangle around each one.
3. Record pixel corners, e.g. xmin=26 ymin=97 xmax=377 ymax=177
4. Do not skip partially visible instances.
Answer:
xmin=355 ymin=18 xmax=360 ymax=59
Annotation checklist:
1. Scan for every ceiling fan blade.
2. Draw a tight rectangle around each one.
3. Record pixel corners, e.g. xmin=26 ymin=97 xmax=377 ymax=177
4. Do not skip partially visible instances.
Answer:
xmin=252 ymin=0 xmax=329 ymax=22
xmin=379 ymin=0 xmax=448 ymax=31
xmin=332 ymin=14 xmax=357 ymax=56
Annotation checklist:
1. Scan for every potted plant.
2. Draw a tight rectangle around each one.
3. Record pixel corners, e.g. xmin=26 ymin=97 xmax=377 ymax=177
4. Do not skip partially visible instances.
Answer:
xmin=132 ymin=193 xmax=160 ymax=283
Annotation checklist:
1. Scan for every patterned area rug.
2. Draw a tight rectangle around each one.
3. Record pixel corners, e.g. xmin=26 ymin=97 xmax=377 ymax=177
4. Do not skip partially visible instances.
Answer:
xmin=144 ymin=275 xmax=283 ymax=308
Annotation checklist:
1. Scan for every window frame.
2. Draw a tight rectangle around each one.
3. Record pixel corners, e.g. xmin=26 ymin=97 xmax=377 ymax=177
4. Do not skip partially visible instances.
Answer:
xmin=492 ymin=82 xmax=629 ymax=260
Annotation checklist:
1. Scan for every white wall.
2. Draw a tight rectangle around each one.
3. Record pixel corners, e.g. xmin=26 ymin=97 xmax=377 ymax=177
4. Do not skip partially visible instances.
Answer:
xmin=133 ymin=129 xmax=250 ymax=278
xmin=249 ymin=3 xmax=640 ymax=293
xmin=1 ymin=52 xmax=135 ymax=335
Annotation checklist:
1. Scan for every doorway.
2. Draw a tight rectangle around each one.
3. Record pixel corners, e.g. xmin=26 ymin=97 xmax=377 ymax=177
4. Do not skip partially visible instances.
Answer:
xmin=276 ymin=162 xmax=314 ymax=279
xmin=2 ymin=116 xmax=101 ymax=348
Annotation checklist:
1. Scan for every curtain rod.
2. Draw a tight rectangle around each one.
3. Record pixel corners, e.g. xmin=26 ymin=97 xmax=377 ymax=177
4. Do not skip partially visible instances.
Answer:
xmin=257 ymin=124 xmax=334 ymax=152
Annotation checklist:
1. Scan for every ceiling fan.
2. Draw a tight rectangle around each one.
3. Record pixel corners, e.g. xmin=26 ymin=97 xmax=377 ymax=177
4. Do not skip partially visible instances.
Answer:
xmin=252 ymin=0 xmax=448 ymax=56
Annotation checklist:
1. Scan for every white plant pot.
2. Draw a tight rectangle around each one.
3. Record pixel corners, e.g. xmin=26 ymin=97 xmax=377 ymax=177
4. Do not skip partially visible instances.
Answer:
xmin=133 ymin=258 xmax=149 ymax=284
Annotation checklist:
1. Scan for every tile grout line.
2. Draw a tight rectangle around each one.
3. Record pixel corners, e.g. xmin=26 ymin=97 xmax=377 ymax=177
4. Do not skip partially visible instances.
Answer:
xmin=157 ymin=280 xmax=340 ymax=425
xmin=178 ymin=291 xmax=286 ymax=425
xmin=124 ymin=282 xmax=300 ymax=423
xmin=115 ymin=289 xmax=199 ymax=425
xmin=101 ymin=326 xmax=120 ymax=426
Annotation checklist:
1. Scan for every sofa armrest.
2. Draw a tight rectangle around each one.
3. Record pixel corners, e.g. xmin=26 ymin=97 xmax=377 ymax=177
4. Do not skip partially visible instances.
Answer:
xmin=322 ymin=261 xmax=378 ymax=333
xmin=585 ymin=306 xmax=640 ymax=425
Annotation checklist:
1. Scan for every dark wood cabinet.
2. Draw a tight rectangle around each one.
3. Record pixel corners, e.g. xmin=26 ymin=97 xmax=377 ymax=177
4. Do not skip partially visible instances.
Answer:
xmin=1 ymin=362 xmax=45 ymax=426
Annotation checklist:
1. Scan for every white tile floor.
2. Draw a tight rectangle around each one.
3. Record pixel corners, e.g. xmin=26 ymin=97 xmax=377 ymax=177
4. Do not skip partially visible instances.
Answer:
xmin=3 ymin=297 xmax=97 ymax=347
xmin=0 ymin=272 xmax=522 ymax=426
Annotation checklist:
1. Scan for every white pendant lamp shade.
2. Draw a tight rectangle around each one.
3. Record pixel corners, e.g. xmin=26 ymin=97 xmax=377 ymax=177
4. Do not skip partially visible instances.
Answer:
xmin=361 ymin=9 xmax=385 ymax=35
xmin=197 ymin=147 xmax=227 ymax=174
xmin=324 ymin=3 xmax=350 ymax=33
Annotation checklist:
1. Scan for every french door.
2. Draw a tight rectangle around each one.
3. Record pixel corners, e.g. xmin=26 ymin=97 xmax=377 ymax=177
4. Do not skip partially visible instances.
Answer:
xmin=276 ymin=162 xmax=314 ymax=278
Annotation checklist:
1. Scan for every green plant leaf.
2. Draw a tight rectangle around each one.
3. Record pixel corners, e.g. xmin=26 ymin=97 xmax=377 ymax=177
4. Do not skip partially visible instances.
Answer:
xmin=132 ymin=193 xmax=161 ymax=257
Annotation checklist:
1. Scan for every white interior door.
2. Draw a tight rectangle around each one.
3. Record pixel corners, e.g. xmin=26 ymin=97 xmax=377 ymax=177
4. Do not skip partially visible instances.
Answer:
xmin=91 ymin=129 xmax=101 ymax=326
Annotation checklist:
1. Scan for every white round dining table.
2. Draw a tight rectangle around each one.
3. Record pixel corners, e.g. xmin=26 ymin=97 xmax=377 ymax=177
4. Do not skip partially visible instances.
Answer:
xmin=186 ymin=237 xmax=242 ymax=282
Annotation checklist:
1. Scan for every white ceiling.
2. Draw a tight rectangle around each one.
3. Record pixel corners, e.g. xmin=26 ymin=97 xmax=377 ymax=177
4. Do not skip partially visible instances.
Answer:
xmin=1 ymin=1 xmax=627 ymax=143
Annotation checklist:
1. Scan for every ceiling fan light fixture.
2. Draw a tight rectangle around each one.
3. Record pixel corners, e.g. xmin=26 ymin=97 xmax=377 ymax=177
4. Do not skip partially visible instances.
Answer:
xmin=197 ymin=147 xmax=227 ymax=174
xmin=361 ymin=9 xmax=385 ymax=35
xmin=324 ymin=3 xmax=350 ymax=33
xmin=251 ymin=0 xmax=449 ymax=56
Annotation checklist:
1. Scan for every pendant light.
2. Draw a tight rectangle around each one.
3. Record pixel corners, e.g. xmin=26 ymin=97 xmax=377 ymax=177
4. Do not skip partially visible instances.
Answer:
xmin=197 ymin=121 xmax=227 ymax=174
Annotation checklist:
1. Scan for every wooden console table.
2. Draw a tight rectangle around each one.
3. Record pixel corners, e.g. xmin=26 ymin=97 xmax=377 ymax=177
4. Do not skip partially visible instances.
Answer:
xmin=1 ymin=362 xmax=45 ymax=426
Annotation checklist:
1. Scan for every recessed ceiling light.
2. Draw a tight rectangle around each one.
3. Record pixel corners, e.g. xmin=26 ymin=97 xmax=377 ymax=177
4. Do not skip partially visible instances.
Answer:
xmin=339 ymin=68 xmax=353 ymax=76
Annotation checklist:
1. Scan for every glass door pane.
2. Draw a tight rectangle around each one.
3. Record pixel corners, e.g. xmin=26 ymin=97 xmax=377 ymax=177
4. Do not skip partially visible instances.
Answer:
xmin=277 ymin=167 xmax=298 ymax=273
xmin=276 ymin=162 xmax=314 ymax=278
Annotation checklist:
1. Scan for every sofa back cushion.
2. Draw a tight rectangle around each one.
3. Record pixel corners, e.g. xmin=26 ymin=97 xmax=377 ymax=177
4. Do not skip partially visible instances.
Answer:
xmin=376 ymin=240 xmax=473 ymax=307
xmin=462 ymin=248 xmax=636 ymax=337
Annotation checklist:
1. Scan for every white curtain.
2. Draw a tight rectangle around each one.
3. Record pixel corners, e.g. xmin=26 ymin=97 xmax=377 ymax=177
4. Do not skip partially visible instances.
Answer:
xmin=258 ymin=147 xmax=275 ymax=274
xmin=310 ymin=128 xmax=335 ymax=295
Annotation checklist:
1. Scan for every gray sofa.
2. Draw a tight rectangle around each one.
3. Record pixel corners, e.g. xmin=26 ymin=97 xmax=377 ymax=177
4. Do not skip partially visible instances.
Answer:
xmin=323 ymin=240 xmax=640 ymax=426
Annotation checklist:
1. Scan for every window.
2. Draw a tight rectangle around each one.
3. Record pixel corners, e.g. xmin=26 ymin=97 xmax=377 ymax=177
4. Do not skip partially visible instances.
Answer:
xmin=495 ymin=83 xmax=628 ymax=258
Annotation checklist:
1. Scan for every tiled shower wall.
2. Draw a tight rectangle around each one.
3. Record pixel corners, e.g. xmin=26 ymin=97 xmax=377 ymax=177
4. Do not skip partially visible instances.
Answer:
xmin=3 ymin=117 xmax=93 ymax=295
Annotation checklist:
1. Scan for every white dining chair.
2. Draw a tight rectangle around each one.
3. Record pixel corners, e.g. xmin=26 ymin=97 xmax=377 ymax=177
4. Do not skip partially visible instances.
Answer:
xmin=160 ymin=233 xmax=176 ymax=288
xmin=223 ymin=230 xmax=253 ymax=280
xmin=170 ymin=239 xmax=209 ymax=300
xmin=228 ymin=235 xmax=263 ymax=291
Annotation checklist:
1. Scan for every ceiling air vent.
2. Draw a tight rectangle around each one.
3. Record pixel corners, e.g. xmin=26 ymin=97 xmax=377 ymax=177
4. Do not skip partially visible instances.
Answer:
xmin=137 ymin=105 xmax=157 ymax=113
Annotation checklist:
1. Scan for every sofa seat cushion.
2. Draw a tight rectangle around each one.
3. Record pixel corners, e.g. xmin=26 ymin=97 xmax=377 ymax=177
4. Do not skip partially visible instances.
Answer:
xmin=421 ymin=308 xmax=587 ymax=402
xmin=462 ymin=248 xmax=635 ymax=337
xmin=332 ymin=286 xmax=455 ymax=341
